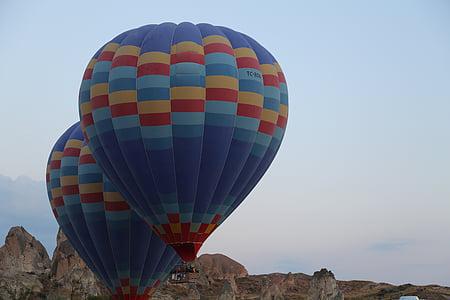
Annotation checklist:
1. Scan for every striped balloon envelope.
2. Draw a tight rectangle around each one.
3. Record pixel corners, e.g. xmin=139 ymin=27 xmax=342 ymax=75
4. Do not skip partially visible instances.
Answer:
xmin=46 ymin=123 xmax=180 ymax=299
xmin=78 ymin=22 xmax=288 ymax=262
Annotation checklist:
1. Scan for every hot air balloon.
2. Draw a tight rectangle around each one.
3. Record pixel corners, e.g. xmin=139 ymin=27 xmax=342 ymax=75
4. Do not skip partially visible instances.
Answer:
xmin=46 ymin=123 xmax=180 ymax=299
xmin=78 ymin=22 xmax=288 ymax=262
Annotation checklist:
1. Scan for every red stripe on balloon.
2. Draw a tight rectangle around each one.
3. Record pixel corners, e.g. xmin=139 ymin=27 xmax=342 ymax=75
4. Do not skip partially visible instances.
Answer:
xmin=137 ymin=63 xmax=170 ymax=77
xmin=63 ymin=147 xmax=80 ymax=157
xmin=50 ymin=160 xmax=61 ymax=169
xmin=204 ymin=43 xmax=234 ymax=56
xmin=171 ymin=52 xmax=204 ymax=65
xmin=98 ymin=51 xmax=115 ymax=62
xmin=79 ymin=154 xmax=96 ymax=164
xmin=91 ymin=95 xmax=109 ymax=109
xmin=62 ymin=185 xmax=79 ymax=196
xmin=236 ymin=57 xmax=260 ymax=70
xmin=211 ymin=214 xmax=221 ymax=224
xmin=112 ymin=55 xmax=138 ymax=68
xmin=237 ymin=103 xmax=262 ymax=118
xmin=105 ymin=201 xmax=129 ymax=211
xmin=82 ymin=113 xmax=94 ymax=127
xmin=258 ymin=120 xmax=276 ymax=135
xmin=277 ymin=72 xmax=286 ymax=83
xmin=82 ymin=69 xmax=93 ymax=80
xmin=171 ymin=100 xmax=205 ymax=112
xmin=80 ymin=192 xmax=103 ymax=203
xmin=139 ymin=112 xmax=171 ymax=126
xmin=111 ymin=103 xmax=138 ymax=117
xmin=277 ymin=116 xmax=287 ymax=129
xmin=263 ymin=74 xmax=280 ymax=87
xmin=206 ymin=88 xmax=238 ymax=102
xmin=53 ymin=197 xmax=64 ymax=207
xmin=181 ymin=223 xmax=190 ymax=241
xmin=198 ymin=223 xmax=209 ymax=233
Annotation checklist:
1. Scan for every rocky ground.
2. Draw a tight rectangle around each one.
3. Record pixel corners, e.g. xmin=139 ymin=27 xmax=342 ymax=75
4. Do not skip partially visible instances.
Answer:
xmin=1 ymin=226 xmax=450 ymax=299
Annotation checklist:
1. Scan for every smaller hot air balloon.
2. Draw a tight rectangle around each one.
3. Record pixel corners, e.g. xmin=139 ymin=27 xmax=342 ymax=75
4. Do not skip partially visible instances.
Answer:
xmin=46 ymin=123 xmax=180 ymax=299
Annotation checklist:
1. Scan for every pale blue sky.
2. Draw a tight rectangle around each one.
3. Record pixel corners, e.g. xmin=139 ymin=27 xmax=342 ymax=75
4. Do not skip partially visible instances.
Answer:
xmin=1 ymin=0 xmax=450 ymax=285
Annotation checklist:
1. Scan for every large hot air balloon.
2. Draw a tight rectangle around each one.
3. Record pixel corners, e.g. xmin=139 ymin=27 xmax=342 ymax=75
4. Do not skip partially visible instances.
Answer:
xmin=46 ymin=123 xmax=180 ymax=299
xmin=78 ymin=22 xmax=288 ymax=262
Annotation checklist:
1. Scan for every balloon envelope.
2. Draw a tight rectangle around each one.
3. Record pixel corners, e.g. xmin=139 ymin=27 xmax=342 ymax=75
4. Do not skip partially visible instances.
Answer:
xmin=46 ymin=123 xmax=180 ymax=299
xmin=79 ymin=22 xmax=288 ymax=261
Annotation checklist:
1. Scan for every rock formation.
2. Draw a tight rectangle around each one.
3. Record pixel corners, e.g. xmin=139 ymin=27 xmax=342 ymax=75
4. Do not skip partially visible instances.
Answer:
xmin=0 ymin=226 xmax=51 ymax=299
xmin=196 ymin=253 xmax=248 ymax=280
xmin=218 ymin=280 xmax=236 ymax=300
xmin=48 ymin=229 xmax=107 ymax=299
xmin=0 ymin=226 xmax=106 ymax=300
xmin=307 ymin=268 xmax=344 ymax=300
xmin=0 ymin=226 xmax=50 ymax=276
xmin=1 ymin=226 xmax=450 ymax=299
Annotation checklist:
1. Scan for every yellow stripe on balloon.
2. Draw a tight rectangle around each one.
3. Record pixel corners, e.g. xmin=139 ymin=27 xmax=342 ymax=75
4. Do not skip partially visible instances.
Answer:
xmin=138 ymin=51 xmax=170 ymax=65
xmin=102 ymin=42 xmax=120 ymax=52
xmin=103 ymin=192 xmax=125 ymax=202
xmin=91 ymin=83 xmax=108 ymax=98
xmin=206 ymin=76 xmax=238 ymax=90
xmin=279 ymin=104 xmax=288 ymax=117
xmin=202 ymin=35 xmax=231 ymax=46
xmin=109 ymin=90 xmax=137 ymax=105
xmin=86 ymin=58 xmax=97 ymax=70
xmin=238 ymin=91 xmax=264 ymax=107
xmin=171 ymin=87 xmax=205 ymax=100
xmin=234 ymin=47 xmax=257 ymax=59
xmin=114 ymin=45 xmax=140 ymax=57
xmin=65 ymin=139 xmax=83 ymax=148
xmin=51 ymin=151 xmax=63 ymax=160
xmin=274 ymin=62 xmax=283 ymax=73
xmin=79 ymin=145 xmax=91 ymax=156
xmin=170 ymin=223 xmax=181 ymax=234
xmin=80 ymin=102 xmax=92 ymax=115
xmin=171 ymin=41 xmax=204 ymax=54
xmin=51 ymin=188 xmax=62 ymax=198
xmin=260 ymin=64 xmax=278 ymax=76
xmin=79 ymin=183 xmax=103 ymax=193
xmin=260 ymin=108 xmax=279 ymax=123
xmin=60 ymin=175 xmax=78 ymax=186
xmin=138 ymin=100 xmax=171 ymax=114
xmin=205 ymin=224 xmax=217 ymax=234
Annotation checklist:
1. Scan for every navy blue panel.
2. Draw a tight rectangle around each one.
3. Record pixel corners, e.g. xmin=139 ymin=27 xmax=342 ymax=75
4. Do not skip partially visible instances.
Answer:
xmin=193 ymin=124 xmax=235 ymax=222
xmin=137 ymin=87 xmax=170 ymax=100
xmin=120 ymin=25 xmax=157 ymax=47
xmin=172 ymin=22 xmax=203 ymax=45
xmin=207 ymin=140 xmax=254 ymax=223
xmin=141 ymin=23 xmax=177 ymax=54
xmin=118 ymin=139 xmax=161 ymax=215
xmin=172 ymin=136 xmax=203 ymax=210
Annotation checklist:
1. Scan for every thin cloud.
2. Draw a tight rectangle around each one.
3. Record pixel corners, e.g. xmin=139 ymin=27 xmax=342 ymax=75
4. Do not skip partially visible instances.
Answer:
xmin=0 ymin=174 xmax=58 ymax=254
xmin=368 ymin=239 xmax=415 ymax=252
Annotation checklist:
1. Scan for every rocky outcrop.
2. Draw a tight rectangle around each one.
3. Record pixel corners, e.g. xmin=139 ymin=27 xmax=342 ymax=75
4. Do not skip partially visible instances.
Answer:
xmin=196 ymin=253 xmax=248 ymax=280
xmin=0 ymin=226 xmax=105 ymax=300
xmin=48 ymin=229 xmax=106 ymax=299
xmin=218 ymin=280 xmax=236 ymax=300
xmin=1 ymin=226 xmax=450 ymax=299
xmin=307 ymin=268 xmax=343 ymax=300
xmin=260 ymin=283 xmax=284 ymax=300
xmin=0 ymin=227 xmax=51 ymax=299
xmin=0 ymin=226 xmax=50 ymax=276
